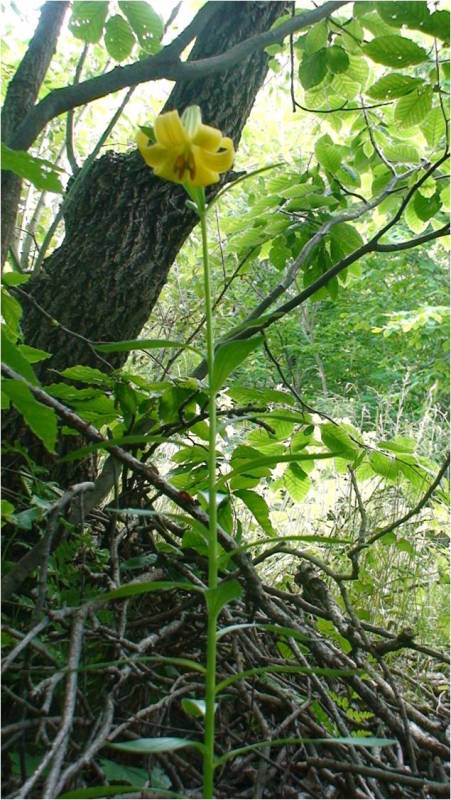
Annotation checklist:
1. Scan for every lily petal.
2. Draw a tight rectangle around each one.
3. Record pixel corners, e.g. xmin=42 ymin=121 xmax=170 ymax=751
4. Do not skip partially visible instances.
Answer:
xmin=198 ymin=137 xmax=234 ymax=173
xmin=154 ymin=110 xmax=188 ymax=148
xmin=191 ymin=146 xmax=221 ymax=186
xmin=192 ymin=123 xmax=223 ymax=152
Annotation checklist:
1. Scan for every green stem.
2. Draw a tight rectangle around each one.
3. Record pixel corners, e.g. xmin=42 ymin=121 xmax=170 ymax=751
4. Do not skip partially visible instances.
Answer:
xmin=198 ymin=194 xmax=218 ymax=799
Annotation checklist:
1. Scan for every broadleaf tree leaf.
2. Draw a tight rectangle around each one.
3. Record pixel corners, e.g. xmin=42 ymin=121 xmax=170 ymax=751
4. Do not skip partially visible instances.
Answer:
xmin=212 ymin=336 xmax=263 ymax=393
xmin=69 ymin=1 xmax=108 ymax=43
xmin=394 ymin=87 xmax=433 ymax=127
xmin=363 ymin=36 xmax=428 ymax=68
xmin=376 ymin=2 xmax=429 ymax=29
xmin=118 ymin=1 xmax=163 ymax=54
xmin=321 ymin=423 xmax=358 ymax=460
xmin=2 ymin=329 xmax=38 ymax=385
xmin=326 ymin=45 xmax=349 ymax=74
xmin=366 ymin=73 xmax=424 ymax=100
xmin=299 ymin=48 xmax=328 ymax=89
xmin=104 ymin=14 xmax=135 ymax=61
xmin=1 ymin=143 xmax=64 ymax=193
xmin=2 ymin=379 xmax=57 ymax=453
xmin=235 ymin=489 xmax=276 ymax=536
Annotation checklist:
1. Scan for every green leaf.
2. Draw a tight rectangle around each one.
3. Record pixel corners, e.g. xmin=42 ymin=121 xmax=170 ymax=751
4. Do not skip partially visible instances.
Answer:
xmin=118 ymin=1 xmax=163 ymax=54
xmin=205 ymin=579 xmax=243 ymax=618
xmin=284 ymin=462 xmax=311 ymax=502
xmin=366 ymin=73 xmax=424 ymax=100
xmin=326 ymin=45 xmax=349 ymax=74
xmin=315 ymin=136 xmax=347 ymax=174
xmin=299 ymin=49 xmax=328 ymax=90
xmin=2 ymin=379 xmax=57 ymax=453
xmin=413 ymin=190 xmax=441 ymax=222
xmin=363 ymin=36 xmax=428 ymax=68
xmin=321 ymin=423 xmax=358 ymax=460
xmin=421 ymin=107 xmax=447 ymax=148
xmin=104 ymin=14 xmax=135 ymax=61
xmin=1 ymin=143 xmax=63 ymax=193
xmin=60 ymin=365 xmax=113 ymax=386
xmin=304 ymin=19 xmax=328 ymax=54
xmin=2 ymin=273 xmax=30 ymax=287
xmin=2 ymin=329 xmax=38 ymax=385
xmin=384 ymin=143 xmax=419 ymax=163
xmin=1 ymin=499 xmax=15 ymax=519
xmin=235 ymin=489 xmax=276 ymax=536
xmin=330 ymin=222 xmax=364 ymax=261
xmin=18 ymin=344 xmax=51 ymax=364
xmin=220 ymin=451 xmax=335 ymax=489
xmin=369 ymin=451 xmax=400 ymax=480
xmin=421 ymin=9 xmax=450 ymax=41
xmin=99 ymin=759 xmax=148 ymax=787
xmin=1 ymin=289 xmax=22 ymax=337
xmin=212 ymin=336 xmax=263 ymax=393
xmin=59 ymin=786 xmax=159 ymax=799
xmin=394 ymin=87 xmax=433 ymax=127
xmin=94 ymin=337 xmax=199 ymax=354
xmin=376 ymin=2 xmax=429 ymax=29
xmin=216 ymin=735 xmax=396 ymax=767
xmin=109 ymin=737 xmax=202 ymax=754
xmin=377 ymin=437 xmax=416 ymax=454
xmin=100 ymin=580 xmax=202 ymax=605
xmin=181 ymin=698 xmax=214 ymax=719
xmin=69 ymin=1 xmax=108 ymax=43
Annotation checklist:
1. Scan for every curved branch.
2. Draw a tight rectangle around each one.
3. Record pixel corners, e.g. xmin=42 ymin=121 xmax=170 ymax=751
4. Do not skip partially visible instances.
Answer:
xmin=12 ymin=1 xmax=348 ymax=151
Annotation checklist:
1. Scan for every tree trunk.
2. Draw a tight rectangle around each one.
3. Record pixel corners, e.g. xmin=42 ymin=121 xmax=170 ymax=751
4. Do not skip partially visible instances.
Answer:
xmin=1 ymin=1 xmax=69 ymax=267
xmin=21 ymin=2 xmax=286 ymax=376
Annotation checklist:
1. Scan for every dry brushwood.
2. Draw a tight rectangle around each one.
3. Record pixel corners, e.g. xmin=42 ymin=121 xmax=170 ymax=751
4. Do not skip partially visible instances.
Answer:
xmin=1 ymin=462 xmax=449 ymax=800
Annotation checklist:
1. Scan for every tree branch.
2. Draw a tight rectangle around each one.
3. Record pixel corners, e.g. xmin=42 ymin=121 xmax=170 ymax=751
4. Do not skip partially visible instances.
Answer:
xmin=12 ymin=1 xmax=348 ymax=151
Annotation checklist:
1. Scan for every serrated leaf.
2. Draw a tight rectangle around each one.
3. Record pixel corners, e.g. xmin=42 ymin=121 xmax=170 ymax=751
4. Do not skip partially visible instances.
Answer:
xmin=421 ymin=107 xmax=447 ymax=148
xmin=69 ymin=1 xmax=108 ymax=43
xmin=60 ymin=365 xmax=113 ymax=386
xmin=1 ymin=143 xmax=63 ymax=193
xmin=321 ymin=423 xmax=358 ymax=460
xmin=212 ymin=336 xmax=263 ymax=393
xmin=109 ymin=736 xmax=202 ymax=754
xmin=395 ymin=87 xmax=433 ymax=127
xmin=304 ymin=19 xmax=328 ymax=54
xmin=377 ymin=437 xmax=416 ymax=454
xmin=315 ymin=136 xmax=347 ymax=174
xmin=99 ymin=759 xmax=148 ymax=787
xmin=18 ymin=344 xmax=51 ymax=363
xmin=363 ymin=36 xmax=428 ymax=68
xmin=421 ymin=9 xmax=450 ymax=42
xmin=118 ymin=1 xmax=163 ymax=54
xmin=376 ymin=2 xmax=429 ymax=29
xmin=329 ymin=222 xmax=364 ymax=261
xmin=369 ymin=451 xmax=400 ymax=480
xmin=104 ymin=14 xmax=135 ymax=61
xmin=384 ymin=143 xmax=419 ymax=163
xmin=284 ymin=462 xmax=311 ymax=502
xmin=235 ymin=489 xmax=276 ymax=536
xmin=299 ymin=48 xmax=328 ymax=89
xmin=366 ymin=73 xmax=424 ymax=100
xmin=326 ymin=45 xmax=349 ymax=74
xmin=2 ymin=379 xmax=57 ymax=453
xmin=2 ymin=329 xmax=38 ymax=384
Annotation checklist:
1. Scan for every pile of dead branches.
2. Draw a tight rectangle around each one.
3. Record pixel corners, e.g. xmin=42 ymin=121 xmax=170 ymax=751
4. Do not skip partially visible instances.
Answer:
xmin=2 ymin=505 xmax=449 ymax=800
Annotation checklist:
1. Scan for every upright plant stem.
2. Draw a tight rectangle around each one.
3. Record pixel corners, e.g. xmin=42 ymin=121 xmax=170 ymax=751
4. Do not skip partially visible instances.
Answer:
xmin=199 ymin=197 xmax=218 ymax=799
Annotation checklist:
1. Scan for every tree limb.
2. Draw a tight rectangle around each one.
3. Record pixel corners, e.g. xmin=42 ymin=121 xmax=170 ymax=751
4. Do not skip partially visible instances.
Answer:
xmin=12 ymin=1 xmax=348 ymax=151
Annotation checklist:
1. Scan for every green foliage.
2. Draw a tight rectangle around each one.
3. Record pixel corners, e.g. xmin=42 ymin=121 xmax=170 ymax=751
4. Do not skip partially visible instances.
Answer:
xmin=1 ymin=143 xmax=64 ymax=192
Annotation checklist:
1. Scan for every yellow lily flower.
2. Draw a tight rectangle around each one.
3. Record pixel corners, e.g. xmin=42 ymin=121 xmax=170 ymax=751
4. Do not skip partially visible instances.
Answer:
xmin=136 ymin=106 xmax=234 ymax=187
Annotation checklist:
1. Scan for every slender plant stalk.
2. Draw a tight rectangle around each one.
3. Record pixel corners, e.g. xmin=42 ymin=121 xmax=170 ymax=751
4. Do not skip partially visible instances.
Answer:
xmin=198 ymin=192 xmax=218 ymax=799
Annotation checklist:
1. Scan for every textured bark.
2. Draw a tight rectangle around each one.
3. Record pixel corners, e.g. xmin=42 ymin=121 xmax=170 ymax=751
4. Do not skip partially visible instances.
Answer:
xmin=21 ymin=2 xmax=286 ymax=377
xmin=1 ymin=1 xmax=69 ymax=267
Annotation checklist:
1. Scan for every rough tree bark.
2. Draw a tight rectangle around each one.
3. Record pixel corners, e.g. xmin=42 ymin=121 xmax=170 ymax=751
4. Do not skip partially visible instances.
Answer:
xmin=1 ymin=1 xmax=69 ymax=267
xmin=19 ymin=2 xmax=286 ymax=376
